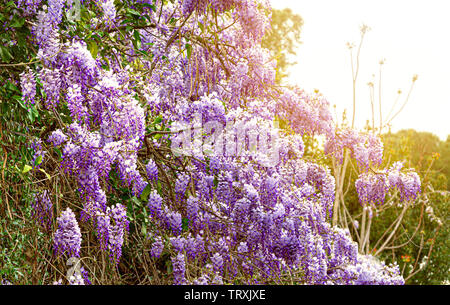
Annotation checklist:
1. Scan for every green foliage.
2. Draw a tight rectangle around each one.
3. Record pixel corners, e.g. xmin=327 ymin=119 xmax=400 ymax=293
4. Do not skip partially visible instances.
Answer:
xmin=383 ymin=129 xmax=449 ymax=190
xmin=0 ymin=3 xmax=42 ymax=282
xmin=409 ymin=189 xmax=449 ymax=285
xmin=435 ymin=136 xmax=450 ymax=190
xmin=0 ymin=203 xmax=52 ymax=285
xmin=372 ymin=130 xmax=449 ymax=284
xmin=262 ymin=8 xmax=303 ymax=83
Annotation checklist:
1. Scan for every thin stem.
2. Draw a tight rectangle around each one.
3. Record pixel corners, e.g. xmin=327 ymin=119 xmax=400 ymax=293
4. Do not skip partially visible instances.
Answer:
xmin=374 ymin=202 xmax=409 ymax=256
xmin=385 ymin=75 xmax=417 ymax=125
xmin=359 ymin=208 xmax=366 ymax=252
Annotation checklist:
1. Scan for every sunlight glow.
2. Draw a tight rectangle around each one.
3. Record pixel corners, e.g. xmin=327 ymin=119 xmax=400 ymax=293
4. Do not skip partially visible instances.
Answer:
xmin=271 ymin=0 xmax=450 ymax=140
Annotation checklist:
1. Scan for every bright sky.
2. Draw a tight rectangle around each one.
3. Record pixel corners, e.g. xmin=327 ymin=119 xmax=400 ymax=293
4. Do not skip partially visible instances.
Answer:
xmin=270 ymin=0 xmax=450 ymax=141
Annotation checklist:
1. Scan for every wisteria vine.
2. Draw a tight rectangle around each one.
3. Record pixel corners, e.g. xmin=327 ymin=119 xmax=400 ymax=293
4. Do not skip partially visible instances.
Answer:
xmin=13 ymin=0 xmax=422 ymax=285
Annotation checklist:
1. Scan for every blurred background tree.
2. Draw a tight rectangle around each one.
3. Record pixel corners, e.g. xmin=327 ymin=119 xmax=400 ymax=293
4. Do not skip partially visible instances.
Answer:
xmin=262 ymin=8 xmax=303 ymax=83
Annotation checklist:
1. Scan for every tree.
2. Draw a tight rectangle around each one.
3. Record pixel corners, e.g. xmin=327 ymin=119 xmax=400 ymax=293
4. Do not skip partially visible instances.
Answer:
xmin=262 ymin=8 xmax=303 ymax=83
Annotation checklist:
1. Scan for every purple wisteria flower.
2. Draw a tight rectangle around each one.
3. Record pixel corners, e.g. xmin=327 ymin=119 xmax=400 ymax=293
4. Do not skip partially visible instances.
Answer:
xmin=94 ymin=204 xmax=129 ymax=265
xmin=40 ymin=67 xmax=61 ymax=109
xmin=80 ymin=266 xmax=91 ymax=285
xmin=172 ymin=253 xmax=186 ymax=285
xmin=146 ymin=159 xmax=158 ymax=182
xmin=31 ymin=190 xmax=53 ymax=232
xmin=47 ymin=129 xmax=68 ymax=147
xmin=54 ymin=208 xmax=82 ymax=257
xmin=108 ymin=204 xmax=129 ymax=265
xmin=150 ymin=236 xmax=165 ymax=258
xmin=147 ymin=190 xmax=163 ymax=218
xmin=355 ymin=163 xmax=421 ymax=206
xmin=101 ymin=0 xmax=116 ymax=28
xmin=20 ymin=68 xmax=36 ymax=107
xmin=16 ymin=0 xmax=42 ymax=16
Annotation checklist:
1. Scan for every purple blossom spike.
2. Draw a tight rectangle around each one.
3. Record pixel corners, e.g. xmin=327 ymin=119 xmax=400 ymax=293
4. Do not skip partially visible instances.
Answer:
xmin=175 ymin=172 xmax=190 ymax=194
xmin=146 ymin=159 xmax=158 ymax=182
xmin=31 ymin=190 xmax=53 ymax=232
xmin=355 ymin=173 xmax=389 ymax=205
xmin=20 ymin=68 xmax=36 ymax=107
xmin=54 ymin=208 xmax=82 ymax=257
xmin=16 ymin=0 xmax=42 ymax=16
xmin=186 ymin=196 xmax=199 ymax=226
xmin=172 ymin=253 xmax=186 ymax=285
xmin=95 ymin=211 xmax=111 ymax=251
xmin=80 ymin=267 xmax=91 ymax=285
xmin=108 ymin=204 xmax=129 ymax=265
xmin=211 ymin=253 xmax=223 ymax=272
xmin=47 ymin=129 xmax=68 ymax=147
xmin=147 ymin=190 xmax=163 ymax=218
xmin=151 ymin=236 xmax=164 ymax=258
xmin=166 ymin=209 xmax=182 ymax=235
xmin=40 ymin=67 xmax=61 ymax=110
xmin=101 ymin=0 xmax=116 ymax=28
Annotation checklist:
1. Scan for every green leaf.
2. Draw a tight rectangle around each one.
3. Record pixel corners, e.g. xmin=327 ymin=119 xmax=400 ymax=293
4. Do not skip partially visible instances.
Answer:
xmin=131 ymin=196 xmax=142 ymax=207
xmin=6 ymin=82 xmax=18 ymax=92
xmin=38 ymin=168 xmax=51 ymax=180
xmin=140 ymin=183 xmax=152 ymax=202
xmin=141 ymin=225 xmax=147 ymax=236
xmin=27 ymin=105 xmax=39 ymax=123
xmin=88 ymin=41 xmax=98 ymax=59
xmin=133 ymin=30 xmax=142 ymax=50
xmin=156 ymin=180 xmax=162 ymax=194
xmin=0 ymin=46 xmax=12 ymax=63
xmin=80 ymin=9 xmax=90 ymax=20
xmin=137 ymin=49 xmax=149 ymax=57
xmin=10 ymin=17 xmax=25 ymax=28
xmin=182 ymin=217 xmax=189 ymax=232
xmin=185 ymin=43 xmax=192 ymax=59
xmin=127 ymin=8 xmax=141 ymax=16
xmin=13 ymin=96 xmax=27 ymax=110
xmin=154 ymin=115 xmax=162 ymax=124
xmin=142 ymin=3 xmax=156 ymax=12
xmin=198 ymin=22 xmax=204 ymax=32
xmin=54 ymin=147 xmax=62 ymax=158
xmin=22 ymin=165 xmax=32 ymax=174
xmin=34 ymin=155 xmax=43 ymax=166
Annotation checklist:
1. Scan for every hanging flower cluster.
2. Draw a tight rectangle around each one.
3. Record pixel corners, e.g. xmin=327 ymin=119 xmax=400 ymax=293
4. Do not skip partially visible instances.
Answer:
xmin=54 ymin=208 xmax=82 ymax=258
xmin=355 ymin=161 xmax=421 ymax=206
